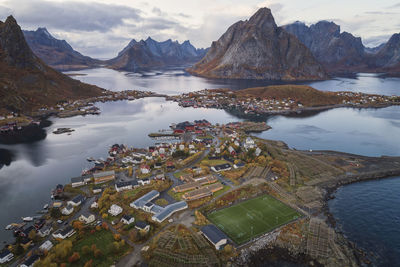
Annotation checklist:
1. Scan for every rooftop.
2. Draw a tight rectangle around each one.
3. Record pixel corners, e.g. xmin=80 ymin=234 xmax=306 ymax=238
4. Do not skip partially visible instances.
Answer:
xmin=201 ymin=225 xmax=228 ymax=244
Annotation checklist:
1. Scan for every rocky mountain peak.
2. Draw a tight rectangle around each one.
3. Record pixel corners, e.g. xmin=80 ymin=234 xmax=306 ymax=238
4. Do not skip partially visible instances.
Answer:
xmin=248 ymin=7 xmax=277 ymax=32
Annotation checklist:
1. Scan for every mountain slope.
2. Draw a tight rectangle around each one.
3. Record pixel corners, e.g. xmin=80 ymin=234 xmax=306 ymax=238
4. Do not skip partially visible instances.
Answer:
xmin=23 ymin=27 xmax=102 ymax=71
xmin=283 ymin=21 xmax=367 ymax=73
xmin=188 ymin=8 xmax=327 ymax=81
xmin=108 ymin=37 xmax=207 ymax=72
xmin=0 ymin=16 xmax=103 ymax=112
xmin=372 ymin=33 xmax=400 ymax=72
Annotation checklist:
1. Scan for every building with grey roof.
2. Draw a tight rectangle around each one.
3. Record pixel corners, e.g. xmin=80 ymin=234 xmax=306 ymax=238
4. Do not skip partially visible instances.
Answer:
xmin=201 ymin=225 xmax=228 ymax=250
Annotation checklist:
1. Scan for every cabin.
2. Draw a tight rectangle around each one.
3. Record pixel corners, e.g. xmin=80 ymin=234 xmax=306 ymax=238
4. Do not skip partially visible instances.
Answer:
xmin=138 ymin=178 xmax=150 ymax=186
xmin=121 ymin=214 xmax=135 ymax=225
xmin=140 ymin=165 xmax=150 ymax=174
xmin=38 ymin=224 xmax=53 ymax=237
xmin=92 ymin=186 xmax=102 ymax=194
xmin=71 ymin=176 xmax=85 ymax=188
xmin=201 ymin=225 xmax=228 ymax=250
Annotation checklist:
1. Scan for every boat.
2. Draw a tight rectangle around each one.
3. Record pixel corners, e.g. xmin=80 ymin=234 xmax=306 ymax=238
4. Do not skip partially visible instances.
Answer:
xmin=87 ymin=157 xmax=95 ymax=162
xmin=22 ymin=217 xmax=33 ymax=222
xmin=43 ymin=204 xmax=49 ymax=209
xmin=5 ymin=224 xmax=13 ymax=230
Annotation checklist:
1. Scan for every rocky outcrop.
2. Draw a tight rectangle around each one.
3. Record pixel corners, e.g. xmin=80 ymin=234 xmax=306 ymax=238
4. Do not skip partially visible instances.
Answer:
xmin=23 ymin=27 xmax=102 ymax=71
xmin=108 ymin=37 xmax=207 ymax=72
xmin=283 ymin=21 xmax=367 ymax=74
xmin=188 ymin=8 xmax=327 ymax=81
xmin=0 ymin=16 xmax=103 ymax=112
xmin=371 ymin=33 xmax=400 ymax=72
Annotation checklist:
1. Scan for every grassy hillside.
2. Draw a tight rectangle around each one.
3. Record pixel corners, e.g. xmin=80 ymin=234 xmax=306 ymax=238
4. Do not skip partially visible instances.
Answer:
xmin=235 ymin=85 xmax=343 ymax=106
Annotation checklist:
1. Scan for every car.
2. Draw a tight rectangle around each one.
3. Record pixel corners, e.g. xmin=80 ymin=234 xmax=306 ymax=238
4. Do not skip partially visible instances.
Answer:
xmin=64 ymin=221 xmax=69 ymax=225
xmin=57 ymin=220 xmax=63 ymax=224
xmin=96 ymin=220 xmax=101 ymax=225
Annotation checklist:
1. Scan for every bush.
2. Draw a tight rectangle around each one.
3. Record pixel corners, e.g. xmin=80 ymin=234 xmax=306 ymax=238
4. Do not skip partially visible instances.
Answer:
xmin=94 ymin=249 xmax=102 ymax=258
xmin=81 ymin=245 xmax=91 ymax=255
xmin=84 ymin=259 xmax=93 ymax=267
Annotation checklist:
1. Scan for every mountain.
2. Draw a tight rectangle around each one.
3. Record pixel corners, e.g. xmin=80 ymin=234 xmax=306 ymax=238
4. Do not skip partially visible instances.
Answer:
xmin=188 ymin=8 xmax=327 ymax=81
xmin=23 ymin=27 xmax=102 ymax=71
xmin=0 ymin=16 xmax=103 ymax=112
xmin=371 ymin=33 xmax=400 ymax=72
xmin=283 ymin=21 xmax=367 ymax=73
xmin=108 ymin=37 xmax=208 ymax=72
xmin=365 ymin=43 xmax=385 ymax=54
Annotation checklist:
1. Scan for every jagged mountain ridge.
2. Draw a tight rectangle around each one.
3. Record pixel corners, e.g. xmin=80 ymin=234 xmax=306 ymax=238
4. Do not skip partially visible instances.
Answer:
xmin=108 ymin=37 xmax=208 ymax=72
xmin=0 ymin=16 xmax=103 ymax=112
xmin=188 ymin=8 xmax=327 ymax=81
xmin=23 ymin=27 xmax=102 ymax=71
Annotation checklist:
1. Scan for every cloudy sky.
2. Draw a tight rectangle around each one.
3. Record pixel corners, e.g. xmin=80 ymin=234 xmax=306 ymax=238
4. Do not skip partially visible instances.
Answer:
xmin=0 ymin=0 xmax=399 ymax=59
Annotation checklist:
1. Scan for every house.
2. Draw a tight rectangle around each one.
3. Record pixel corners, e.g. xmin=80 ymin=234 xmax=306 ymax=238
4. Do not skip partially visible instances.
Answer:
xmin=201 ymin=225 xmax=228 ymax=250
xmin=255 ymin=147 xmax=262 ymax=157
xmin=243 ymin=137 xmax=255 ymax=150
xmin=121 ymin=214 xmax=135 ymax=225
xmin=115 ymin=181 xmax=133 ymax=192
xmin=71 ymin=176 xmax=85 ymax=187
xmin=108 ymin=204 xmax=123 ymax=216
xmin=135 ymin=220 xmax=150 ymax=232
xmin=211 ymin=163 xmax=231 ymax=172
xmin=140 ymin=165 xmax=150 ymax=174
xmin=20 ymin=226 xmax=36 ymax=238
xmin=52 ymin=201 xmax=62 ymax=208
xmin=38 ymin=224 xmax=53 ymax=237
xmin=39 ymin=240 xmax=53 ymax=252
xmin=62 ymin=204 xmax=74 ymax=215
xmin=91 ymin=201 xmax=99 ymax=209
xmin=92 ymin=186 xmax=102 ymax=194
xmin=79 ymin=212 xmax=95 ymax=224
xmin=154 ymin=162 xmax=162 ymax=169
xmin=52 ymin=226 xmax=75 ymax=239
xmin=68 ymin=194 xmax=85 ymax=206
xmin=138 ymin=178 xmax=150 ymax=186
xmin=93 ymin=170 xmax=115 ymax=184
xmin=154 ymin=174 xmax=165 ymax=180
xmin=34 ymin=218 xmax=45 ymax=230
xmin=0 ymin=249 xmax=13 ymax=264
xmin=20 ymin=254 xmax=40 ymax=267
xmin=228 ymin=146 xmax=236 ymax=156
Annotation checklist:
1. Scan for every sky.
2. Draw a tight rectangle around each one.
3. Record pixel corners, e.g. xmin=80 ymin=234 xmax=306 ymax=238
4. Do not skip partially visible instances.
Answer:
xmin=0 ymin=0 xmax=399 ymax=59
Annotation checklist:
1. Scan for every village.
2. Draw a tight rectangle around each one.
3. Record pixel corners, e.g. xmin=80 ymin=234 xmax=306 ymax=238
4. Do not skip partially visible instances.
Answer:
xmin=167 ymin=89 xmax=400 ymax=115
xmin=2 ymin=116 xmax=400 ymax=267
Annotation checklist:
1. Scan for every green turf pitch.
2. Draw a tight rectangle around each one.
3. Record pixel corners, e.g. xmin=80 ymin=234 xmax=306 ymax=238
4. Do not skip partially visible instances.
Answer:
xmin=207 ymin=194 xmax=301 ymax=244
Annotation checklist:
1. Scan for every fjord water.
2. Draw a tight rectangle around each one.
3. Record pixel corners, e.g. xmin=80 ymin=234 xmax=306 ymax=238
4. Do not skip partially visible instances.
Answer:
xmin=329 ymin=176 xmax=400 ymax=266
xmin=0 ymin=69 xmax=400 ymax=264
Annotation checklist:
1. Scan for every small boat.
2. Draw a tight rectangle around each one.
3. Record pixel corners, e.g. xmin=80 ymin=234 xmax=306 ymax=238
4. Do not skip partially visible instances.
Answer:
xmin=43 ymin=204 xmax=49 ymax=209
xmin=22 ymin=217 xmax=33 ymax=222
xmin=5 ymin=224 xmax=13 ymax=230
xmin=87 ymin=157 xmax=95 ymax=162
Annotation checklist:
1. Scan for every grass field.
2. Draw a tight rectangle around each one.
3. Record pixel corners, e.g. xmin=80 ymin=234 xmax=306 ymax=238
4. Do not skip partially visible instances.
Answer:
xmin=207 ymin=195 xmax=301 ymax=244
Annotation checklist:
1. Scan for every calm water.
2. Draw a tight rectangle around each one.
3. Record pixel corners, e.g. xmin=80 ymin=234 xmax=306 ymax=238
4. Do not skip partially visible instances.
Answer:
xmin=329 ymin=176 xmax=400 ymax=266
xmin=1 ymin=69 xmax=400 ymax=264
xmin=66 ymin=68 xmax=400 ymax=96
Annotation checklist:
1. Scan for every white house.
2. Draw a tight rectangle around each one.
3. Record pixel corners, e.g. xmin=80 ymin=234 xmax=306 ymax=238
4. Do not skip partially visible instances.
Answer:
xmin=52 ymin=226 xmax=75 ymax=239
xmin=67 ymin=195 xmax=85 ymax=207
xmin=39 ymin=240 xmax=53 ymax=252
xmin=108 ymin=204 xmax=123 ymax=216
xmin=179 ymin=144 xmax=185 ymax=150
xmin=0 ymin=250 xmax=13 ymax=264
xmin=61 ymin=205 xmax=74 ymax=215
xmin=38 ymin=225 xmax=53 ymax=237
xmin=135 ymin=221 xmax=150 ymax=232
xmin=79 ymin=212 xmax=95 ymax=224
xmin=121 ymin=215 xmax=135 ymax=225
xmin=140 ymin=165 xmax=150 ymax=174
xmin=138 ymin=178 xmax=150 ymax=186
xmin=243 ymin=137 xmax=256 ymax=150
xmin=255 ymin=147 xmax=262 ymax=157
xmin=115 ymin=181 xmax=133 ymax=192
xmin=90 ymin=202 xmax=99 ymax=209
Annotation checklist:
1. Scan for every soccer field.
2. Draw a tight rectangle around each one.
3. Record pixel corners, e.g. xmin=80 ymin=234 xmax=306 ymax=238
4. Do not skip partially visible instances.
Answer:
xmin=207 ymin=195 xmax=301 ymax=245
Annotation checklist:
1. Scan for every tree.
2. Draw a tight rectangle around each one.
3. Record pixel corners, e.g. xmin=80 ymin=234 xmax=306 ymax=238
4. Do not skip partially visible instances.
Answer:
xmin=50 ymin=208 xmax=61 ymax=219
xmin=94 ymin=249 xmax=102 ymax=258
xmin=73 ymin=221 xmax=84 ymax=231
xmin=102 ymin=222 xmax=109 ymax=230
xmin=28 ymin=229 xmax=36 ymax=241
xmin=84 ymin=260 xmax=93 ymax=267
xmin=68 ymin=252 xmax=80 ymax=263
xmin=110 ymin=241 xmax=120 ymax=253
xmin=114 ymin=234 xmax=121 ymax=241
xmin=224 ymin=244 xmax=233 ymax=254
xmin=81 ymin=245 xmax=91 ymax=256
xmin=54 ymin=241 xmax=73 ymax=260
xmin=102 ymin=213 xmax=108 ymax=219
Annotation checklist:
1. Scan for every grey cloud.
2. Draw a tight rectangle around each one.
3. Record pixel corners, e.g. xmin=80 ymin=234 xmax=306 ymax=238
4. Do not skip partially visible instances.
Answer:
xmin=365 ymin=11 xmax=398 ymax=15
xmin=2 ymin=0 xmax=142 ymax=32
xmin=363 ymin=35 xmax=391 ymax=47
xmin=387 ymin=3 xmax=400 ymax=8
